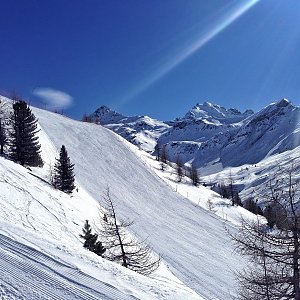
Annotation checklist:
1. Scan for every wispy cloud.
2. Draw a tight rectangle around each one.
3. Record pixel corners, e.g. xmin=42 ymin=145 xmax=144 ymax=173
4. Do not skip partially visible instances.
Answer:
xmin=33 ymin=87 xmax=73 ymax=109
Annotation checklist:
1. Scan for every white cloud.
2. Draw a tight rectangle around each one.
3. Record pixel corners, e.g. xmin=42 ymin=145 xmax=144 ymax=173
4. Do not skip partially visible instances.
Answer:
xmin=33 ymin=88 xmax=73 ymax=109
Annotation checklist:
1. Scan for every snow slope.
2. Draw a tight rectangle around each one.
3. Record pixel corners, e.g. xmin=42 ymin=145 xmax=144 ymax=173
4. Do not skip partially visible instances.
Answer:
xmin=0 ymin=151 xmax=202 ymax=300
xmin=31 ymin=106 xmax=244 ymax=299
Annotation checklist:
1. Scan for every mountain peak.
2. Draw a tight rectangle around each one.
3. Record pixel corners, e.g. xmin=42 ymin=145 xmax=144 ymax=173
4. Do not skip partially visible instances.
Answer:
xmin=275 ymin=98 xmax=290 ymax=108
xmin=91 ymin=105 xmax=125 ymax=125
xmin=184 ymin=101 xmax=253 ymax=124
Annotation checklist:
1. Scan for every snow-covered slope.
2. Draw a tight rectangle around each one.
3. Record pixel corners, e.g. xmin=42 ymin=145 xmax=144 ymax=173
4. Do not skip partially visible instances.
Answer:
xmin=0 ymin=95 xmax=247 ymax=299
xmin=201 ymin=144 xmax=300 ymax=208
xmin=32 ymin=106 xmax=245 ymax=299
xmin=0 ymin=158 xmax=204 ymax=300
xmin=89 ymin=106 xmax=170 ymax=152
xmin=0 ymin=113 xmax=202 ymax=300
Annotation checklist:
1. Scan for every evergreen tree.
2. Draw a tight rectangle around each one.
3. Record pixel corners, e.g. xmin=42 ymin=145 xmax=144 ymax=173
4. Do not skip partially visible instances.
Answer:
xmin=159 ymin=145 xmax=167 ymax=164
xmin=80 ymin=220 xmax=93 ymax=240
xmin=244 ymin=198 xmax=261 ymax=214
xmin=9 ymin=100 xmax=43 ymax=166
xmin=93 ymin=240 xmax=106 ymax=256
xmin=0 ymin=118 xmax=6 ymax=155
xmin=80 ymin=220 xmax=106 ymax=256
xmin=53 ymin=145 xmax=75 ymax=193
xmin=83 ymin=233 xmax=98 ymax=251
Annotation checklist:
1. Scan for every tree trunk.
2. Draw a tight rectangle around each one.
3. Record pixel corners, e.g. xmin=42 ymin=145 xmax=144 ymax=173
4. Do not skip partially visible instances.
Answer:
xmin=293 ymin=228 xmax=300 ymax=299
xmin=109 ymin=195 xmax=128 ymax=268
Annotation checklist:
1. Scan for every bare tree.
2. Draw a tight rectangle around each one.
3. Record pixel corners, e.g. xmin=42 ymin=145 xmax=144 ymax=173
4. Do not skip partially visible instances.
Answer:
xmin=229 ymin=166 xmax=300 ymax=299
xmin=159 ymin=145 xmax=167 ymax=164
xmin=96 ymin=188 xmax=160 ymax=276
xmin=190 ymin=164 xmax=200 ymax=186
xmin=206 ymin=198 xmax=216 ymax=212
xmin=82 ymin=113 xmax=92 ymax=123
xmin=175 ymin=156 xmax=184 ymax=182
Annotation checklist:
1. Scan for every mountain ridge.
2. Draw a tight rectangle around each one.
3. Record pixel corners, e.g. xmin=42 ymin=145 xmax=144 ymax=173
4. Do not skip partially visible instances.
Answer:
xmin=89 ymin=99 xmax=300 ymax=175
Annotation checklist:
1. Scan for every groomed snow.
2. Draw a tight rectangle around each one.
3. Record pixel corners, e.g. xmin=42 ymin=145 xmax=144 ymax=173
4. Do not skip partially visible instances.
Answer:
xmin=32 ymin=106 xmax=245 ymax=299
xmin=0 ymin=95 xmax=250 ymax=299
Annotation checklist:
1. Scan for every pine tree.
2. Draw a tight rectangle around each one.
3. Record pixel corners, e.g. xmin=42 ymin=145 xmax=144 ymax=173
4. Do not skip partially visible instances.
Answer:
xmin=80 ymin=220 xmax=93 ymax=240
xmin=93 ymin=240 xmax=106 ymax=256
xmin=159 ymin=145 xmax=167 ymax=163
xmin=0 ymin=118 xmax=6 ymax=155
xmin=53 ymin=145 xmax=75 ymax=193
xmin=80 ymin=220 xmax=106 ymax=256
xmin=9 ymin=100 xmax=43 ymax=166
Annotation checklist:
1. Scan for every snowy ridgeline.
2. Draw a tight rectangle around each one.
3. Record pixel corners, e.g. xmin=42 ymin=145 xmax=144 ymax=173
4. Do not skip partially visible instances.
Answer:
xmin=91 ymin=99 xmax=300 ymax=175
xmin=0 ymin=96 xmax=248 ymax=300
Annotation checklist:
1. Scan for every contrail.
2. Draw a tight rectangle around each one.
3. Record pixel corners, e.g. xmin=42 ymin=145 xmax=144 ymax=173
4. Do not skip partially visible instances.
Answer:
xmin=118 ymin=0 xmax=261 ymax=106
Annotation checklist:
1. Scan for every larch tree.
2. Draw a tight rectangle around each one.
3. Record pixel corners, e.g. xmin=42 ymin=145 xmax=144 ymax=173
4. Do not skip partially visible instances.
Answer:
xmin=9 ymin=100 xmax=43 ymax=167
xmin=190 ymin=164 xmax=200 ymax=186
xmin=175 ymin=156 xmax=184 ymax=182
xmin=53 ymin=145 xmax=75 ymax=193
xmin=230 ymin=166 xmax=300 ymax=299
xmin=96 ymin=188 xmax=160 ymax=276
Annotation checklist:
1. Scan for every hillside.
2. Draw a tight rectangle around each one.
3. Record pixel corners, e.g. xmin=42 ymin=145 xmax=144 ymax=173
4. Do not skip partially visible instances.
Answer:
xmin=0 ymin=96 xmax=247 ymax=299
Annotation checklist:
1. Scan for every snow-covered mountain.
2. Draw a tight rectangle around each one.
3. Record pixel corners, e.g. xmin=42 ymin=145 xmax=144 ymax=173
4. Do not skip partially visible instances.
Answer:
xmin=89 ymin=106 xmax=170 ymax=152
xmin=90 ymin=102 xmax=253 ymax=154
xmin=184 ymin=101 xmax=253 ymax=124
xmin=0 ymin=95 xmax=248 ymax=299
xmin=158 ymin=99 xmax=300 ymax=174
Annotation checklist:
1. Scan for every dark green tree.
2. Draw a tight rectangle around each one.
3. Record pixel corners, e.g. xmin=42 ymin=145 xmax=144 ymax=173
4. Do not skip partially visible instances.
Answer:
xmin=93 ymin=240 xmax=106 ymax=256
xmin=0 ymin=118 xmax=6 ymax=155
xmin=53 ymin=145 xmax=75 ymax=193
xmin=9 ymin=100 xmax=43 ymax=166
xmin=80 ymin=220 xmax=106 ymax=256
xmin=80 ymin=220 xmax=93 ymax=240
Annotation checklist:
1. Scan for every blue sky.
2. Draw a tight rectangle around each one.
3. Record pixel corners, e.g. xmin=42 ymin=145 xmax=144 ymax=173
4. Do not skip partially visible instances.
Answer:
xmin=1 ymin=0 xmax=300 ymax=120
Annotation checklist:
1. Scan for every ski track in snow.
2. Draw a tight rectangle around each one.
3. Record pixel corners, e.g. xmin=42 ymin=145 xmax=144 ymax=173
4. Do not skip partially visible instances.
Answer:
xmin=0 ymin=233 xmax=137 ymax=300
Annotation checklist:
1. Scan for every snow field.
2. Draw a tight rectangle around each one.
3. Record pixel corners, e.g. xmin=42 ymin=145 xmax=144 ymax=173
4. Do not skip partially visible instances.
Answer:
xmin=34 ymin=107 xmax=245 ymax=299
